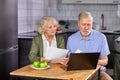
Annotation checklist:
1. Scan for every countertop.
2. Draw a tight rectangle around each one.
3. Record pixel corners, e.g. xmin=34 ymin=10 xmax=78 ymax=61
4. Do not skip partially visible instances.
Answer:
xmin=18 ymin=31 xmax=38 ymax=39
xmin=100 ymin=30 xmax=120 ymax=35
xmin=18 ymin=20 xmax=120 ymax=38
xmin=18 ymin=30 xmax=120 ymax=39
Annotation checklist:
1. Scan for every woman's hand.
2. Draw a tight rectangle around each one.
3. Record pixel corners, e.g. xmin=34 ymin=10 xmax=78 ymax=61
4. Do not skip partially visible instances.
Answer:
xmin=40 ymin=57 xmax=50 ymax=62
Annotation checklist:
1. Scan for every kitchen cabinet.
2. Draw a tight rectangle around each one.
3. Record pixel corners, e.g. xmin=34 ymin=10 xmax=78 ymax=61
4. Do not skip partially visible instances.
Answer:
xmin=62 ymin=0 xmax=120 ymax=4
xmin=18 ymin=38 xmax=32 ymax=68
xmin=98 ymin=0 xmax=120 ymax=4
xmin=104 ymin=34 xmax=120 ymax=69
xmin=62 ymin=0 xmax=97 ymax=4
xmin=118 ymin=5 xmax=120 ymax=17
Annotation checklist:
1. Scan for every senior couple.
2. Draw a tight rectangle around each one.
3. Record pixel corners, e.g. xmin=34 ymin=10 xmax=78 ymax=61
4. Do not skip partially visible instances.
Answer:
xmin=29 ymin=12 xmax=113 ymax=80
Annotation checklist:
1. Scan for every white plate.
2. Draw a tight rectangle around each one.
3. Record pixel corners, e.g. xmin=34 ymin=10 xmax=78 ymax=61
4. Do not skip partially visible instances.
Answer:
xmin=30 ymin=65 xmax=50 ymax=70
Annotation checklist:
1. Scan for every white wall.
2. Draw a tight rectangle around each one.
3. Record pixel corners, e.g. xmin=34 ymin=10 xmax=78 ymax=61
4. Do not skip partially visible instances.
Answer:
xmin=18 ymin=0 xmax=46 ymax=33
xmin=18 ymin=0 xmax=120 ymax=33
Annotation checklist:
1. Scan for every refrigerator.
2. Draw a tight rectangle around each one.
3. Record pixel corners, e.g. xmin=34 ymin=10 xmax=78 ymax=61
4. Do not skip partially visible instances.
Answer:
xmin=0 ymin=0 xmax=18 ymax=80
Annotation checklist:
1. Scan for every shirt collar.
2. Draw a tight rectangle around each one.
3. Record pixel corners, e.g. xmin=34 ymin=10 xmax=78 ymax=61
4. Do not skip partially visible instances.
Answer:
xmin=79 ymin=30 xmax=94 ymax=40
xmin=42 ymin=34 xmax=56 ymax=41
xmin=42 ymin=34 xmax=46 ymax=40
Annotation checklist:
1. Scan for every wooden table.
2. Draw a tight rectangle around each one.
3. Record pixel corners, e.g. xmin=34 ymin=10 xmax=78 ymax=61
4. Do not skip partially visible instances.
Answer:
xmin=10 ymin=63 xmax=100 ymax=80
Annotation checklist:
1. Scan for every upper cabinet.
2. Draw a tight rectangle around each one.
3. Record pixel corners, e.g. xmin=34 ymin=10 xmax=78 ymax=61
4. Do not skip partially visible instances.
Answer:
xmin=98 ymin=0 xmax=120 ymax=4
xmin=62 ymin=0 xmax=120 ymax=4
xmin=62 ymin=0 xmax=97 ymax=4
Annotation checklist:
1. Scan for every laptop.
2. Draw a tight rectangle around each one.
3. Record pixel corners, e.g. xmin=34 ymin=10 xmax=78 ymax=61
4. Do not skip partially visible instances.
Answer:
xmin=62 ymin=52 xmax=100 ymax=71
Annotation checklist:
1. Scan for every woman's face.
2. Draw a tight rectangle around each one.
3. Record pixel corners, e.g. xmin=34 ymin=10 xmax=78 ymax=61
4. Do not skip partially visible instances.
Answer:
xmin=44 ymin=22 xmax=57 ymax=36
xmin=78 ymin=17 xmax=93 ymax=37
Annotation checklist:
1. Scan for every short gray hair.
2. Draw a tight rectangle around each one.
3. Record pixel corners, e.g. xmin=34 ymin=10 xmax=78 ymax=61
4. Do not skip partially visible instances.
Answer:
xmin=38 ymin=16 xmax=59 ymax=34
xmin=78 ymin=12 xmax=93 ymax=21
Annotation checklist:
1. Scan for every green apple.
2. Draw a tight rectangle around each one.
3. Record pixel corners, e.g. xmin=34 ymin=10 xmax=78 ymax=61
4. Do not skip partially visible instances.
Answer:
xmin=33 ymin=60 xmax=40 ymax=68
xmin=39 ymin=61 xmax=48 ymax=68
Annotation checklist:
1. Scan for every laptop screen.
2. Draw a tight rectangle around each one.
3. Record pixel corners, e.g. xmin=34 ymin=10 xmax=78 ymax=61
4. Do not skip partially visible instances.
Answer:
xmin=66 ymin=52 xmax=100 ymax=71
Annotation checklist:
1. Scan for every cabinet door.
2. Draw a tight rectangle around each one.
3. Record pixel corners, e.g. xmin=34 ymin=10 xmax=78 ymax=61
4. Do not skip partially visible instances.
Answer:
xmin=62 ymin=0 xmax=97 ymax=4
xmin=18 ymin=38 xmax=32 ymax=67
xmin=98 ymin=0 xmax=120 ymax=4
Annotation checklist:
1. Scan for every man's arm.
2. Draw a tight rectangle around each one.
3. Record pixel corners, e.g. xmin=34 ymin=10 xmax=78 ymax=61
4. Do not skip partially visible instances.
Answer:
xmin=98 ymin=55 xmax=108 ymax=66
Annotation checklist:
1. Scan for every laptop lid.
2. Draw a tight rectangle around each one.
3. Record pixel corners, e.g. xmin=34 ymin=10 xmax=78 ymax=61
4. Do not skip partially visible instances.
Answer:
xmin=66 ymin=52 xmax=100 ymax=71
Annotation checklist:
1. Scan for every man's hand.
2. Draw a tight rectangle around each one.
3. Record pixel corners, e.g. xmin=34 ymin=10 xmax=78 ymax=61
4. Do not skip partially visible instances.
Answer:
xmin=59 ymin=57 xmax=69 ymax=66
xmin=97 ymin=56 xmax=108 ymax=66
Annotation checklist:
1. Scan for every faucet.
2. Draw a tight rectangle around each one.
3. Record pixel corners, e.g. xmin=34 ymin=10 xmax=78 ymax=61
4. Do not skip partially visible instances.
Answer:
xmin=101 ymin=14 xmax=106 ymax=30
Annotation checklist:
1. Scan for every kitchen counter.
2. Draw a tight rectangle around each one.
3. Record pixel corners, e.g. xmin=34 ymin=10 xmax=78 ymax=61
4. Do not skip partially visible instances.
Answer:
xmin=100 ymin=30 xmax=120 ymax=35
xmin=18 ymin=20 xmax=120 ymax=38
xmin=18 ymin=31 xmax=38 ymax=39
xmin=18 ymin=30 xmax=120 ymax=39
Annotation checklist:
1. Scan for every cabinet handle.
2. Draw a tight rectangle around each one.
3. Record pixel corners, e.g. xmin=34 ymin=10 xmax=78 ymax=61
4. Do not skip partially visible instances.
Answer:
xmin=76 ymin=1 xmax=82 ymax=3
xmin=113 ymin=1 xmax=119 ymax=3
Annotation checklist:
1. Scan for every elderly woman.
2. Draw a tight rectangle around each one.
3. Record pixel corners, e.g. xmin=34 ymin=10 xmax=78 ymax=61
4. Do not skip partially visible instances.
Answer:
xmin=29 ymin=16 xmax=65 ymax=63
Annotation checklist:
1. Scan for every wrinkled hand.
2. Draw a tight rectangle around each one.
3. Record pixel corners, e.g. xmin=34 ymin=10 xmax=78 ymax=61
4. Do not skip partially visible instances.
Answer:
xmin=59 ymin=57 xmax=69 ymax=66
xmin=97 ymin=59 xmax=106 ymax=66
xmin=40 ymin=57 xmax=50 ymax=62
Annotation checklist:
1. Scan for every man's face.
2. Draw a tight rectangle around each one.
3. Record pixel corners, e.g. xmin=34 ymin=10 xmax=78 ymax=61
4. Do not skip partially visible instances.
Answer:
xmin=78 ymin=18 xmax=93 ymax=37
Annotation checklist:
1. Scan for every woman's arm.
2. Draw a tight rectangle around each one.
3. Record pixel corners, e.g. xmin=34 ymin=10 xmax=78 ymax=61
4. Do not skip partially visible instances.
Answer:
xmin=29 ymin=37 xmax=40 ymax=63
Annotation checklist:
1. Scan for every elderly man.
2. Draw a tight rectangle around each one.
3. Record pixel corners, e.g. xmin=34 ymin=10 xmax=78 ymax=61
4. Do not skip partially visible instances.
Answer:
xmin=61 ymin=12 xmax=113 ymax=80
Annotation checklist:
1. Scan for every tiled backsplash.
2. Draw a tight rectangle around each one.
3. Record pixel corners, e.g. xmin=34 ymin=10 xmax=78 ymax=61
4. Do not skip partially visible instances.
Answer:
xmin=18 ymin=0 xmax=120 ymax=33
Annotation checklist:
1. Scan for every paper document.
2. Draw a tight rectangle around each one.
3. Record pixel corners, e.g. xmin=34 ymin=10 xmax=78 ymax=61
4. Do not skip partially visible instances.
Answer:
xmin=75 ymin=49 xmax=83 ymax=53
xmin=45 ymin=47 xmax=68 ymax=63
